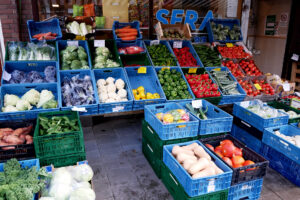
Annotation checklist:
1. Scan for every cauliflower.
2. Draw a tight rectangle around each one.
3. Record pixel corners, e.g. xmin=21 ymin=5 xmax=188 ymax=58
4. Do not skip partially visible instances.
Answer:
xmin=115 ymin=79 xmax=125 ymax=90
xmin=120 ymin=98 xmax=128 ymax=101
xmin=97 ymin=79 xmax=106 ymax=87
xmin=106 ymin=77 xmax=115 ymax=85
xmin=99 ymin=93 xmax=108 ymax=102
xmin=107 ymin=84 xmax=116 ymax=93
xmin=98 ymin=85 xmax=107 ymax=94
xmin=4 ymin=94 xmax=20 ymax=107
xmin=106 ymin=98 xmax=116 ymax=103
xmin=117 ymin=89 xmax=127 ymax=98
xmin=16 ymin=99 xmax=32 ymax=111
xmin=108 ymin=92 xmax=117 ymax=99
xmin=22 ymin=89 xmax=40 ymax=105
xmin=2 ymin=105 xmax=18 ymax=112
xmin=37 ymin=90 xmax=55 ymax=108
xmin=115 ymin=95 xmax=121 ymax=102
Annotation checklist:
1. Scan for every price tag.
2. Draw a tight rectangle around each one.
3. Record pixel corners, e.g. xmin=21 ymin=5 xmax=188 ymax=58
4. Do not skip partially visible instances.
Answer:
xmin=71 ymin=106 xmax=87 ymax=112
xmin=112 ymin=106 xmax=124 ymax=112
xmin=75 ymin=35 xmax=85 ymax=40
xmin=291 ymin=53 xmax=299 ymax=61
xmin=161 ymin=67 xmax=170 ymax=71
xmin=192 ymin=100 xmax=202 ymax=108
xmin=207 ymin=180 xmax=215 ymax=193
xmin=111 ymin=2 xmax=119 ymax=6
xmin=173 ymin=41 xmax=182 ymax=48
xmin=2 ymin=71 xmax=11 ymax=81
xmin=254 ymin=83 xmax=262 ymax=90
xmin=283 ymin=83 xmax=291 ymax=92
xmin=150 ymin=40 xmax=160 ymax=46
xmin=112 ymin=16 xmax=120 ymax=19
xmin=291 ymin=98 xmax=300 ymax=109
xmin=94 ymin=40 xmax=105 ymax=47
xmin=188 ymin=68 xmax=197 ymax=74
xmin=214 ymin=68 xmax=221 ymax=71
xmin=67 ymin=40 xmax=78 ymax=46
xmin=226 ymin=43 xmax=234 ymax=47
xmin=138 ymin=67 xmax=147 ymax=74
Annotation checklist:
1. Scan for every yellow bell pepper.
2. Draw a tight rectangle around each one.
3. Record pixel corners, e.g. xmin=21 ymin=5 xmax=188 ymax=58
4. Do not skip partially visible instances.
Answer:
xmin=146 ymin=92 xmax=153 ymax=99
xmin=153 ymin=93 xmax=160 ymax=99
xmin=163 ymin=113 xmax=174 ymax=124
xmin=132 ymin=89 xmax=137 ymax=95
xmin=137 ymin=86 xmax=145 ymax=94
xmin=134 ymin=93 xmax=140 ymax=100
xmin=140 ymin=92 xmax=146 ymax=99
xmin=156 ymin=113 xmax=163 ymax=121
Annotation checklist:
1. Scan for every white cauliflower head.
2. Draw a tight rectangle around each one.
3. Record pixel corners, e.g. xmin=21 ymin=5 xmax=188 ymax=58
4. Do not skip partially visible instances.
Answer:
xmin=115 ymin=79 xmax=125 ymax=90
xmin=22 ymin=89 xmax=40 ymax=106
xmin=99 ymin=93 xmax=108 ymax=102
xmin=4 ymin=94 xmax=20 ymax=107
xmin=16 ymin=100 xmax=32 ymax=111
xmin=2 ymin=105 xmax=19 ymax=112
xmin=107 ymin=84 xmax=116 ymax=93
xmin=97 ymin=79 xmax=106 ymax=87
xmin=117 ymin=89 xmax=127 ymax=98
xmin=37 ymin=90 xmax=55 ymax=108
xmin=108 ymin=92 xmax=117 ymax=99
xmin=106 ymin=77 xmax=115 ymax=85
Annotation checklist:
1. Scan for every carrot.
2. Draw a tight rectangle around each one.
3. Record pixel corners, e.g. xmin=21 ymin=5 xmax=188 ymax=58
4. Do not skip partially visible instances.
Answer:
xmin=51 ymin=33 xmax=57 ymax=37
xmin=121 ymin=36 xmax=137 ymax=41
xmin=121 ymin=26 xmax=131 ymax=29
xmin=21 ymin=125 xmax=33 ymax=135
xmin=115 ymin=28 xmax=137 ymax=33
xmin=117 ymin=32 xmax=138 ymax=37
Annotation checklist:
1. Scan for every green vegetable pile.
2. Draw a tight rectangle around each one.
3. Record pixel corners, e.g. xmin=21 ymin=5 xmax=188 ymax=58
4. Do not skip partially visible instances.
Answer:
xmin=211 ymin=22 xmax=241 ymax=41
xmin=157 ymin=68 xmax=192 ymax=100
xmin=163 ymin=29 xmax=185 ymax=39
xmin=185 ymin=103 xmax=208 ymax=120
xmin=147 ymin=44 xmax=177 ymax=66
xmin=0 ymin=158 xmax=49 ymax=200
xmin=60 ymin=45 xmax=89 ymax=70
xmin=193 ymin=44 xmax=221 ymax=67
xmin=94 ymin=47 xmax=120 ymax=68
xmin=39 ymin=116 xmax=79 ymax=135
xmin=210 ymin=70 xmax=240 ymax=95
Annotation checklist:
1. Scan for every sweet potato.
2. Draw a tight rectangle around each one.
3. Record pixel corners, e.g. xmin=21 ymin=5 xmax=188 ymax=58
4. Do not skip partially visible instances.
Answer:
xmin=12 ymin=128 xmax=23 ymax=137
xmin=0 ymin=141 xmax=15 ymax=150
xmin=172 ymin=145 xmax=194 ymax=157
xmin=25 ymin=135 xmax=33 ymax=144
xmin=3 ymin=135 xmax=24 ymax=145
xmin=22 ymin=125 xmax=33 ymax=135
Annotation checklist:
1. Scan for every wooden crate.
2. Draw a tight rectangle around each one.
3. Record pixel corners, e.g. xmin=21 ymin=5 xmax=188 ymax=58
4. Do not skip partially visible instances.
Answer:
xmin=154 ymin=22 xmax=192 ymax=40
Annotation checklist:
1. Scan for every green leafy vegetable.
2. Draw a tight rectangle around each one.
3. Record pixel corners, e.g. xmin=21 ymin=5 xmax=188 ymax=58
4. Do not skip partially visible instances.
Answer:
xmin=39 ymin=116 xmax=80 ymax=136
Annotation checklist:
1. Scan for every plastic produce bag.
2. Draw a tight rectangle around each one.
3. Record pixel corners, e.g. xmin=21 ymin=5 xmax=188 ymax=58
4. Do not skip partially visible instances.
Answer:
xmin=8 ymin=42 xmax=19 ymax=61
xmin=73 ymin=4 xmax=83 ymax=17
xmin=155 ymin=109 xmax=190 ymax=124
xmin=84 ymin=3 xmax=95 ymax=17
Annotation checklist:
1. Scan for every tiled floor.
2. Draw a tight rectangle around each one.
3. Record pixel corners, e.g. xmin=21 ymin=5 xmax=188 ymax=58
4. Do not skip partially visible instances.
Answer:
xmin=82 ymin=115 xmax=300 ymax=200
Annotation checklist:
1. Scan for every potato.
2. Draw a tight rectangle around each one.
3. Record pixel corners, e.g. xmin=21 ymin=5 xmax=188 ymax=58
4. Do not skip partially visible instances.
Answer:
xmin=194 ymin=146 xmax=211 ymax=160
xmin=177 ymin=153 xmax=197 ymax=163
xmin=192 ymin=167 xmax=216 ymax=179
xmin=188 ymin=157 xmax=210 ymax=175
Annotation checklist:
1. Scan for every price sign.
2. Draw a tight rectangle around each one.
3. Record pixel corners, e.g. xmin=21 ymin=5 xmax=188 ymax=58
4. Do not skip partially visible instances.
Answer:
xmin=188 ymin=68 xmax=197 ymax=73
xmin=291 ymin=98 xmax=300 ymax=109
xmin=214 ymin=68 xmax=221 ymax=71
xmin=207 ymin=180 xmax=215 ymax=193
xmin=67 ymin=40 xmax=78 ymax=46
xmin=192 ymin=100 xmax=202 ymax=108
xmin=2 ymin=71 xmax=11 ymax=81
xmin=226 ymin=43 xmax=234 ymax=47
xmin=138 ymin=67 xmax=147 ymax=74
xmin=71 ymin=106 xmax=87 ymax=112
xmin=150 ymin=40 xmax=160 ymax=46
xmin=254 ymin=83 xmax=262 ymax=90
xmin=94 ymin=40 xmax=105 ymax=47
xmin=173 ymin=41 xmax=182 ymax=48
xmin=282 ymin=83 xmax=291 ymax=92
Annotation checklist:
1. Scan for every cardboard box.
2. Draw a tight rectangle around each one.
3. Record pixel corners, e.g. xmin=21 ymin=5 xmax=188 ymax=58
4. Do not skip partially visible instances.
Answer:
xmin=102 ymin=0 xmax=129 ymax=28
xmin=266 ymin=74 xmax=295 ymax=96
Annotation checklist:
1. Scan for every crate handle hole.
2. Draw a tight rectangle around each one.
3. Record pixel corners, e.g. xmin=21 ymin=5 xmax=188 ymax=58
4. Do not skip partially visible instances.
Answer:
xmin=70 ymin=72 xmax=80 ymax=75
xmin=155 ymin=105 xmax=165 ymax=109
xmin=273 ymin=128 xmax=280 ymax=131
xmin=25 ymin=86 xmax=37 ymax=89
xmin=239 ymin=197 xmax=250 ymax=200
xmin=241 ymin=120 xmax=251 ymax=128
xmin=213 ymin=108 xmax=220 ymax=113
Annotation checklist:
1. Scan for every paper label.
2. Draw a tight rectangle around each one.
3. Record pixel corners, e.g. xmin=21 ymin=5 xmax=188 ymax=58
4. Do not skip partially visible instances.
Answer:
xmin=138 ymin=67 xmax=147 ymax=74
xmin=150 ymin=40 xmax=160 ymax=46
xmin=71 ymin=106 xmax=87 ymax=112
xmin=112 ymin=16 xmax=120 ymax=19
xmin=173 ymin=41 xmax=183 ymax=49
xmin=112 ymin=106 xmax=124 ymax=112
xmin=291 ymin=54 xmax=299 ymax=61
xmin=2 ymin=71 xmax=11 ymax=81
xmin=75 ymin=35 xmax=85 ymax=40
xmin=226 ymin=43 xmax=234 ymax=47
xmin=207 ymin=180 xmax=215 ymax=193
xmin=291 ymin=98 xmax=300 ymax=109
xmin=188 ymin=68 xmax=197 ymax=74
xmin=214 ymin=68 xmax=221 ymax=71
xmin=192 ymin=100 xmax=202 ymax=108
xmin=67 ymin=40 xmax=78 ymax=46
xmin=112 ymin=2 xmax=119 ymax=6
xmin=254 ymin=83 xmax=262 ymax=90
xmin=94 ymin=40 xmax=105 ymax=47
xmin=283 ymin=83 xmax=291 ymax=91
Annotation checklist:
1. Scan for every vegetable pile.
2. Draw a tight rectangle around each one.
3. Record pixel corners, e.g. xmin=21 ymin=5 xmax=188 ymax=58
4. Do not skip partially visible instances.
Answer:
xmin=222 ymin=60 xmax=244 ymax=78
xmin=94 ymin=47 xmax=120 ymax=69
xmin=97 ymin=77 xmax=128 ymax=103
xmin=277 ymin=109 xmax=300 ymax=119
xmin=7 ymin=41 xmax=56 ymax=61
xmin=273 ymin=130 xmax=300 ymax=148
xmin=205 ymin=139 xmax=255 ymax=169
xmin=6 ymin=66 xmax=56 ymax=84
xmin=156 ymin=109 xmax=190 ymax=124
xmin=238 ymin=79 xmax=260 ymax=97
xmin=252 ymin=79 xmax=275 ymax=95
xmin=185 ymin=103 xmax=208 ymax=120
xmin=147 ymin=44 xmax=177 ymax=66
xmin=39 ymin=116 xmax=79 ymax=136
xmin=239 ymin=60 xmax=262 ymax=76
xmin=60 ymin=45 xmax=89 ymax=70
xmin=173 ymin=47 xmax=198 ymax=67
xmin=2 ymin=89 xmax=58 ymax=112
xmin=32 ymin=32 xmax=57 ymax=41
xmin=163 ymin=29 xmax=185 ymax=39
xmin=0 ymin=158 xmax=48 ymax=200
xmin=61 ymin=75 xmax=95 ymax=106
xmin=157 ymin=68 xmax=193 ymax=100
xmin=211 ymin=22 xmax=241 ymax=41
xmin=185 ymin=73 xmax=220 ymax=98
xmin=244 ymin=100 xmax=286 ymax=119
xmin=118 ymin=46 xmax=145 ymax=55
xmin=192 ymin=44 xmax=221 ymax=67
xmin=132 ymin=86 xmax=160 ymax=100
xmin=217 ymin=45 xmax=251 ymax=59
xmin=0 ymin=125 xmax=33 ymax=149
xmin=115 ymin=26 xmax=138 ymax=41
xmin=40 ymin=163 xmax=95 ymax=200
xmin=66 ymin=21 xmax=93 ymax=36
xmin=171 ymin=143 xmax=224 ymax=179
xmin=209 ymin=70 xmax=241 ymax=95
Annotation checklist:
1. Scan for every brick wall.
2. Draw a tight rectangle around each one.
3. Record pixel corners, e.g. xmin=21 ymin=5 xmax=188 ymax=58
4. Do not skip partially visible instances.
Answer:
xmin=20 ymin=0 xmax=33 ymax=41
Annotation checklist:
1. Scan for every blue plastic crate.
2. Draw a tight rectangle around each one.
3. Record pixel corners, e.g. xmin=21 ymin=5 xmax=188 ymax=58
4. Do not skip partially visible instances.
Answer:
xmin=206 ymin=19 xmax=243 ymax=43
xmin=163 ymin=140 xmax=233 ymax=197
xmin=2 ymin=61 xmax=59 ymax=85
xmin=291 ymin=122 xmax=299 ymax=128
xmin=154 ymin=66 xmax=195 ymax=102
xmin=168 ymin=40 xmax=204 ymax=67
xmin=232 ymin=100 xmax=289 ymax=131
xmin=263 ymin=125 xmax=300 ymax=165
xmin=231 ymin=124 xmax=263 ymax=154
xmin=0 ymin=83 xmax=60 ymax=121
xmin=144 ymin=40 xmax=179 ymax=67
xmin=112 ymin=21 xmax=142 ymax=42
xmin=125 ymin=66 xmax=166 ymax=110
xmin=262 ymin=144 xmax=300 ymax=187
xmin=181 ymin=100 xmax=233 ymax=135
xmin=60 ymin=70 xmax=99 ymax=116
xmin=56 ymin=40 xmax=92 ymax=70
xmin=206 ymin=67 xmax=246 ymax=105
xmin=228 ymin=178 xmax=263 ymax=200
xmin=27 ymin=18 xmax=62 ymax=42
xmin=116 ymin=40 xmax=147 ymax=54
xmin=94 ymin=68 xmax=133 ymax=114
xmin=144 ymin=102 xmax=199 ymax=140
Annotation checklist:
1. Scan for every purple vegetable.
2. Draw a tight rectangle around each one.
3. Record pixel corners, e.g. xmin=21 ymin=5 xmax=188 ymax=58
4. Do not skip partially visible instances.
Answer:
xmin=26 ymin=71 xmax=44 ymax=83
xmin=10 ymin=70 xmax=25 ymax=83
xmin=44 ymin=65 xmax=56 ymax=82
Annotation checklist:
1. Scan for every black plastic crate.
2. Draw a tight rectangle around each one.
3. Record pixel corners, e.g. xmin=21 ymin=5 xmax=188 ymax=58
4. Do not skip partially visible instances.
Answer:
xmin=233 ymin=117 xmax=263 ymax=140
xmin=0 ymin=120 xmax=36 ymax=162
xmin=200 ymin=134 xmax=269 ymax=185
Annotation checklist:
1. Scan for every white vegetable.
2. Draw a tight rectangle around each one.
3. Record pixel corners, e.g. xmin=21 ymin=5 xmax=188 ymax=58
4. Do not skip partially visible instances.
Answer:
xmin=71 ymin=181 xmax=91 ymax=190
xmin=99 ymin=93 xmax=108 ymax=102
xmin=99 ymin=85 xmax=107 ymax=93
xmin=71 ymin=164 xmax=94 ymax=182
xmin=69 ymin=187 xmax=96 ymax=200
xmin=80 ymin=23 xmax=88 ymax=36
xmin=115 ymin=79 xmax=125 ymax=90
xmin=106 ymin=98 xmax=116 ymax=103
xmin=68 ymin=21 xmax=81 ymax=35
xmin=39 ymin=197 xmax=55 ymax=200
xmin=115 ymin=95 xmax=121 ymax=102
xmin=97 ymin=79 xmax=106 ymax=87
xmin=108 ymin=92 xmax=117 ymax=99
xmin=107 ymin=84 xmax=116 ymax=93
xmin=37 ymin=90 xmax=55 ymax=108
xmin=2 ymin=105 xmax=18 ymax=112
xmin=117 ymin=89 xmax=127 ymax=98
xmin=49 ymin=183 xmax=72 ymax=200
xmin=51 ymin=167 xmax=73 ymax=186
xmin=16 ymin=100 xmax=32 ymax=111
xmin=106 ymin=77 xmax=115 ymax=85
xmin=295 ymin=136 xmax=300 ymax=148
xmin=22 ymin=89 xmax=40 ymax=105
xmin=4 ymin=94 xmax=20 ymax=107
xmin=120 ymin=98 xmax=128 ymax=101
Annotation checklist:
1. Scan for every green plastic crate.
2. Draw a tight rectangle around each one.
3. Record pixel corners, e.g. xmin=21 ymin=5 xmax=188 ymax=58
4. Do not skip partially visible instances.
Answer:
xmin=39 ymin=152 xmax=86 ymax=167
xmin=121 ymin=53 xmax=151 ymax=67
xmin=198 ymin=132 xmax=226 ymax=139
xmin=142 ymin=120 xmax=198 ymax=160
xmin=34 ymin=111 xmax=85 ymax=158
xmin=181 ymin=67 xmax=222 ymax=105
xmin=267 ymin=101 xmax=300 ymax=123
xmin=142 ymin=138 xmax=162 ymax=179
xmin=161 ymin=163 xmax=229 ymax=200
